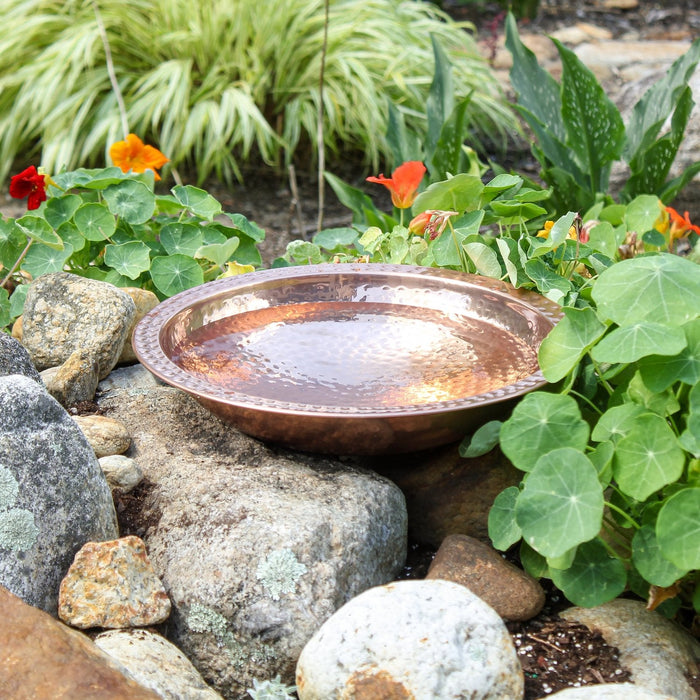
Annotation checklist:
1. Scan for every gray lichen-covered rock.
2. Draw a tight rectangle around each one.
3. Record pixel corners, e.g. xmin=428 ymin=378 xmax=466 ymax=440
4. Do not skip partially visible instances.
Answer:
xmin=0 ymin=332 xmax=41 ymax=382
xmin=96 ymin=367 xmax=407 ymax=700
xmin=0 ymin=374 xmax=118 ymax=614
xmin=295 ymin=579 xmax=524 ymax=700
xmin=20 ymin=272 xmax=136 ymax=379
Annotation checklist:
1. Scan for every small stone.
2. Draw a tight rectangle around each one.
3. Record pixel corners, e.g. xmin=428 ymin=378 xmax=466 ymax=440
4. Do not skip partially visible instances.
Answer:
xmin=11 ymin=315 xmax=22 ymax=340
xmin=73 ymin=414 xmax=131 ymax=457
xmin=118 ymin=288 xmax=160 ymax=365
xmin=0 ymin=585 xmax=160 ymax=699
xmin=599 ymin=0 xmax=638 ymax=8
xmin=41 ymin=348 xmax=100 ymax=406
xmin=548 ymin=682 xmax=677 ymax=698
xmin=426 ymin=534 xmax=545 ymax=621
xmin=58 ymin=535 xmax=171 ymax=629
xmin=99 ymin=455 xmax=143 ymax=493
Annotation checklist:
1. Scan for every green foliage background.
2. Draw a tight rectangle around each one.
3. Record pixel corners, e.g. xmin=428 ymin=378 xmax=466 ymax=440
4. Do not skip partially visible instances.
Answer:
xmin=0 ymin=0 xmax=515 ymax=184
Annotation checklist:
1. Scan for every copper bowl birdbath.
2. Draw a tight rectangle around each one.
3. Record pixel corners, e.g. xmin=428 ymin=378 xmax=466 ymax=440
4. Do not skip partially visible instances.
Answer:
xmin=133 ymin=263 xmax=562 ymax=454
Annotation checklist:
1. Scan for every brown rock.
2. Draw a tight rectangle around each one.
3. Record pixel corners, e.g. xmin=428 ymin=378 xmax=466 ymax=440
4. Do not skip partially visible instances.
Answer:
xmin=0 ymin=584 xmax=160 ymax=699
xmin=366 ymin=445 xmax=521 ymax=547
xmin=73 ymin=414 xmax=131 ymax=457
xmin=426 ymin=534 xmax=545 ymax=621
xmin=41 ymin=348 xmax=100 ymax=406
xmin=58 ymin=536 xmax=171 ymax=629
xmin=118 ymin=288 xmax=159 ymax=365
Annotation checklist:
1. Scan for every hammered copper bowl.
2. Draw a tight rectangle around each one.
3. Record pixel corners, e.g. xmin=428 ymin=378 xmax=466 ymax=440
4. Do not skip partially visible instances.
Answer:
xmin=132 ymin=263 xmax=562 ymax=455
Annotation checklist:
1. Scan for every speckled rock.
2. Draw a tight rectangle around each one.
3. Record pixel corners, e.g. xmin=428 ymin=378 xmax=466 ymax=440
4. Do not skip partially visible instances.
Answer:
xmin=295 ymin=579 xmax=523 ymax=700
xmin=58 ymin=536 xmax=171 ymax=629
xmin=0 ymin=585 xmax=160 ymax=699
xmin=96 ymin=366 xmax=408 ymax=700
xmin=94 ymin=628 xmax=223 ymax=699
xmin=546 ymin=682 xmax=676 ymax=699
xmin=0 ymin=374 xmax=118 ymax=614
xmin=118 ymin=288 xmax=160 ymax=365
xmin=99 ymin=455 xmax=143 ymax=493
xmin=73 ymin=414 xmax=131 ymax=457
xmin=20 ymin=272 xmax=136 ymax=379
xmin=41 ymin=348 xmax=100 ymax=406
xmin=561 ymin=599 xmax=700 ymax=700
xmin=0 ymin=332 xmax=41 ymax=382
xmin=426 ymin=533 xmax=545 ymax=621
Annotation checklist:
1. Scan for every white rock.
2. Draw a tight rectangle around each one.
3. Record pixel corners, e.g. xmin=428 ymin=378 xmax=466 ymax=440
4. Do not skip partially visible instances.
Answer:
xmin=295 ymin=579 xmax=523 ymax=700
xmin=73 ymin=414 xmax=131 ymax=457
xmin=546 ymin=682 xmax=676 ymax=699
xmin=99 ymin=455 xmax=143 ymax=493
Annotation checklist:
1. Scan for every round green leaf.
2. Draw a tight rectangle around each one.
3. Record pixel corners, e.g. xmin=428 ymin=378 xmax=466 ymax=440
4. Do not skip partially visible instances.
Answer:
xmin=588 ymin=440 xmax=614 ymax=486
xmin=640 ymin=318 xmax=700 ymax=392
xmin=591 ymin=322 xmax=686 ymax=364
xmin=104 ymin=241 xmax=152 ymax=280
xmin=656 ymin=488 xmax=700 ymax=570
xmin=500 ymin=392 xmax=590 ymax=471
xmin=591 ymin=254 xmax=700 ymax=326
xmin=103 ymin=180 xmax=156 ymax=225
xmin=520 ymin=542 xmax=549 ymax=579
xmin=313 ymin=227 xmax=359 ymax=250
xmin=150 ymin=254 xmax=204 ymax=297
xmin=550 ymin=538 xmax=627 ymax=607
xmin=0 ymin=219 xmax=26 ymax=267
xmin=613 ymin=413 xmax=686 ymax=501
xmin=463 ymin=241 xmax=502 ymax=278
xmin=459 ymin=420 xmax=502 ymax=458
xmin=624 ymin=194 xmax=662 ymax=234
xmin=160 ymin=223 xmax=204 ymax=257
xmin=74 ymin=203 xmax=116 ymax=241
xmin=16 ymin=215 xmax=63 ymax=249
xmin=172 ymin=185 xmax=222 ymax=221
xmin=44 ymin=194 xmax=81 ymax=229
xmin=21 ymin=241 xmax=74 ymax=277
xmin=591 ymin=404 xmax=649 ymax=444
xmin=195 ymin=237 xmax=240 ymax=267
xmin=488 ymin=486 xmax=521 ymax=551
xmin=56 ymin=221 xmax=86 ymax=253
xmin=524 ymin=258 xmax=573 ymax=304
xmin=515 ymin=447 xmax=604 ymax=558
xmin=632 ymin=524 xmax=687 ymax=587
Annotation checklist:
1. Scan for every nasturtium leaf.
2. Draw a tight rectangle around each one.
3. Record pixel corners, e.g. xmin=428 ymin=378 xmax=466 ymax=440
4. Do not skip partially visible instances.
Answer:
xmin=520 ymin=542 xmax=550 ymax=580
xmin=195 ymin=237 xmax=240 ymax=266
xmin=613 ymin=413 xmax=686 ymax=501
xmin=496 ymin=237 xmax=530 ymax=288
xmin=74 ymin=203 xmax=116 ymax=241
xmin=412 ymin=173 xmax=484 ymax=214
xmin=207 ymin=223 xmax=262 ymax=267
xmin=463 ymin=241 xmax=501 ymax=278
xmin=172 ymin=185 xmax=222 ymax=221
xmin=150 ymin=254 xmax=204 ymax=297
xmin=56 ymin=221 xmax=86 ymax=253
xmin=549 ymin=538 xmax=627 ymax=607
xmin=515 ymin=447 xmax=604 ymax=558
xmin=624 ymin=195 xmax=663 ymax=235
xmin=588 ymin=440 xmax=614 ymax=486
xmin=0 ymin=219 xmax=26 ymax=267
xmin=459 ymin=420 xmax=502 ymax=458
xmin=481 ymin=174 xmax=522 ymax=203
xmin=103 ymin=181 xmax=156 ymax=225
xmin=546 ymin=547 xmax=577 ymax=571
xmin=591 ymin=322 xmax=686 ymax=364
xmin=625 ymin=370 xmax=680 ymax=417
xmin=586 ymin=221 xmax=618 ymax=259
xmin=500 ymin=392 xmax=590 ymax=471
xmin=591 ymin=254 xmax=700 ymax=326
xmin=524 ymin=258 xmax=572 ymax=304
xmin=591 ymin=403 xmax=649 ymax=443
xmin=160 ymin=223 xmax=204 ymax=257
xmin=639 ymin=318 xmax=700 ymax=392
xmin=430 ymin=210 xmax=483 ymax=268
xmin=44 ymin=194 xmax=81 ymax=229
xmin=538 ymin=306 xmax=607 ymax=383
xmin=9 ymin=284 xmax=28 ymax=319
xmin=632 ymin=524 xmax=688 ymax=587
xmin=388 ymin=233 xmax=409 ymax=264
xmin=104 ymin=241 xmax=152 ymax=280
xmin=0 ymin=288 xmax=10 ymax=328
xmin=488 ymin=486 xmax=522 ymax=551
xmin=224 ymin=213 xmax=265 ymax=242
xmin=656 ymin=488 xmax=700 ymax=570
xmin=15 ymin=215 xmax=63 ymax=249
xmin=313 ymin=227 xmax=358 ymax=251
xmin=21 ymin=241 xmax=73 ymax=277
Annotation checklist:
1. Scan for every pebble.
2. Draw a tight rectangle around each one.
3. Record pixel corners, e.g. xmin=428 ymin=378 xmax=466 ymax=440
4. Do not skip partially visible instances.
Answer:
xmin=99 ymin=455 xmax=144 ymax=493
xmin=118 ymin=287 xmax=160 ymax=365
xmin=73 ymin=414 xmax=132 ymax=457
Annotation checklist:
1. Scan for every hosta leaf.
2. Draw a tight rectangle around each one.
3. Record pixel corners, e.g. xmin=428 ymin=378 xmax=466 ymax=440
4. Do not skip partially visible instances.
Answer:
xmin=459 ymin=420 xmax=502 ymax=458
xmin=538 ymin=306 xmax=607 ymax=383
xmin=656 ymin=488 xmax=700 ymax=570
xmin=549 ymin=539 xmax=627 ymax=607
xmin=21 ymin=241 xmax=73 ymax=277
xmin=632 ymin=524 xmax=688 ymax=587
xmin=639 ymin=318 xmax=700 ymax=391
xmin=172 ymin=185 xmax=222 ymax=221
xmin=150 ymin=254 xmax=204 ymax=297
xmin=591 ymin=322 xmax=687 ymax=364
xmin=74 ymin=203 xmax=116 ymax=241
xmin=500 ymin=392 xmax=590 ymax=471
xmin=613 ymin=413 xmax=686 ymax=501
xmin=195 ymin=237 xmax=240 ymax=266
xmin=488 ymin=485 xmax=521 ymax=551
xmin=515 ymin=447 xmax=604 ymax=558
xmin=15 ymin=215 xmax=63 ymax=249
xmin=104 ymin=241 xmax=152 ymax=280
xmin=103 ymin=181 xmax=156 ymax=225
xmin=160 ymin=223 xmax=204 ymax=257
xmin=591 ymin=254 xmax=700 ymax=326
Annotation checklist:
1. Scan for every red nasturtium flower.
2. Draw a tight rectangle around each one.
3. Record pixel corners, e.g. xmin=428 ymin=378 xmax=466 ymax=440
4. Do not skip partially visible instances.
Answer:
xmin=109 ymin=133 xmax=169 ymax=180
xmin=366 ymin=161 xmax=426 ymax=209
xmin=9 ymin=165 xmax=47 ymax=210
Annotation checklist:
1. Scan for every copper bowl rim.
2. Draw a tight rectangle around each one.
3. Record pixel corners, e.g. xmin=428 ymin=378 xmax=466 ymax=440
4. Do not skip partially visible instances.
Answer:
xmin=132 ymin=263 xmax=563 ymax=419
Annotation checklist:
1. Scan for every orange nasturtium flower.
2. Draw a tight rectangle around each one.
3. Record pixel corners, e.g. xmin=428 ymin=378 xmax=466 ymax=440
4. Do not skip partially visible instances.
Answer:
xmin=9 ymin=165 xmax=47 ymax=210
xmin=109 ymin=134 xmax=169 ymax=180
xmin=665 ymin=206 xmax=700 ymax=243
xmin=366 ymin=161 xmax=426 ymax=209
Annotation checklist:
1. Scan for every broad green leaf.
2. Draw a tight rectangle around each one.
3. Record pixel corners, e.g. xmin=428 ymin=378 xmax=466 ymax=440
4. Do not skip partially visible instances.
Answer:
xmin=591 ymin=322 xmax=686 ymax=364
xmin=520 ymin=542 xmax=550 ymax=579
xmin=614 ymin=413 xmax=686 ymax=501
xmin=388 ymin=232 xmax=410 ymax=264
xmin=103 ymin=181 xmax=156 ymax=225
xmin=0 ymin=288 xmax=9 ymax=328
xmin=589 ymin=440 xmax=614 ymax=486
xmin=481 ymin=174 xmax=522 ymax=204
xmin=21 ymin=241 xmax=73 ymax=277
xmin=9 ymin=285 xmax=29 ymax=319
xmin=488 ymin=201 xmax=547 ymax=221
xmin=538 ymin=306 xmax=607 ymax=383
xmin=586 ymin=221 xmax=618 ymax=259
xmin=172 ymin=185 xmax=222 ymax=221
xmin=624 ymin=195 xmax=663 ymax=234
xmin=591 ymin=254 xmax=700 ymax=326
xmin=459 ymin=420 xmax=502 ymax=458
xmin=150 ymin=254 xmax=204 ymax=297
xmin=44 ymin=194 xmax=81 ymax=229
xmin=632 ymin=524 xmax=688 ymax=587
xmin=515 ymin=447 xmax=604 ymax=558
xmin=591 ymin=403 xmax=649 ymax=443
xmin=425 ymin=34 xmax=454 ymax=158
xmin=430 ymin=210 xmax=484 ymax=268
xmin=550 ymin=539 xmax=627 ymax=607
xmin=15 ymin=215 xmax=63 ymax=249
xmin=104 ymin=241 xmax=152 ymax=280
xmin=73 ymin=203 xmax=116 ymax=241
xmin=385 ymin=102 xmax=422 ymax=167
xmin=463 ymin=241 xmax=501 ymax=278
xmin=546 ymin=547 xmax=578 ymax=571
xmin=56 ymin=221 xmax=86 ymax=253
xmin=324 ymin=172 xmax=390 ymax=230
xmin=222 ymin=214 xmax=266 ymax=242
xmin=195 ymin=237 xmax=240 ymax=266
xmin=0 ymin=219 xmax=26 ymax=267
xmin=625 ymin=371 xmax=680 ymax=417
xmin=488 ymin=486 xmax=521 ymax=551
xmin=160 ymin=223 xmax=204 ymax=257
xmin=428 ymin=97 xmax=473 ymax=181
xmin=496 ymin=237 xmax=530 ymax=288
xmin=500 ymin=392 xmax=590 ymax=471
xmin=208 ymin=223 xmax=262 ymax=267
xmin=51 ymin=166 xmax=128 ymax=190
xmin=412 ymin=174 xmax=484 ymax=214
xmin=656 ymin=488 xmax=700 ymax=570
xmin=524 ymin=258 xmax=573 ymax=304
xmin=313 ymin=227 xmax=359 ymax=251
xmin=284 ymin=240 xmax=324 ymax=266
xmin=640 ymin=318 xmax=700 ymax=391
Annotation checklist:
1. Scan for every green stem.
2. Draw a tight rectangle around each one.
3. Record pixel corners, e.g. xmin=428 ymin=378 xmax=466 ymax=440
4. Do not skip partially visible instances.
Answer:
xmin=598 ymin=535 xmax=630 ymax=562
xmin=0 ymin=239 xmax=33 ymax=289
xmin=603 ymin=501 xmax=640 ymax=530
xmin=588 ymin=354 xmax=615 ymax=396
xmin=569 ymin=389 xmax=603 ymax=416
